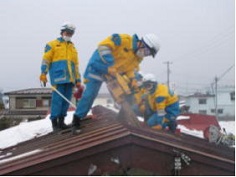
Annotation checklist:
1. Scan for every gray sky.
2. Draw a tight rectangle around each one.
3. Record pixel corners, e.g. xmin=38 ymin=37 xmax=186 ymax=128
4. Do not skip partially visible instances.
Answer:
xmin=0 ymin=0 xmax=234 ymax=95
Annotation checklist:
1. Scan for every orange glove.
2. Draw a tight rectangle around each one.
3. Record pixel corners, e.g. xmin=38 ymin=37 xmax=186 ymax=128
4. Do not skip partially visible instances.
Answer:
xmin=108 ymin=67 xmax=117 ymax=76
xmin=40 ymin=73 xmax=47 ymax=87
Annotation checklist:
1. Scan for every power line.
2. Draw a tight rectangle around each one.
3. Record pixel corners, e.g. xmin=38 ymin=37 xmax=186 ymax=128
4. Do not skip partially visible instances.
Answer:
xmin=212 ymin=64 xmax=235 ymax=85
xmin=175 ymin=26 xmax=234 ymax=63
xmin=218 ymin=64 xmax=235 ymax=81
xmin=211 ymin=64 xmax=235 ymax=120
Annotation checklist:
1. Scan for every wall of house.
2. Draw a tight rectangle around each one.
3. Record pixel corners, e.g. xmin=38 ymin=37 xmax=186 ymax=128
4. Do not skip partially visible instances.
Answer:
xmin=185 ymin=90 xmax=235 ymax=120
xmin=9 ymin=96 xmax=16 ymax=110
xmin=93 ymin=97 xmax=114 ymax=107
xmin=217 ymin=90 xmax=235 ymax=119
xmin=185 ymin=97 xmax=215 ymax=115
xmin=9 ymin=95 xmax=51 ymax=111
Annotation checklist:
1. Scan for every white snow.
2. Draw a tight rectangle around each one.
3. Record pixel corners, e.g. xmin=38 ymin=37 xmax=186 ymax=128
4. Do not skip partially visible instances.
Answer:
xmin=0 ymin=109 xmax=234 ymax=150
xmin=176 ymin=115 xmax=190 ymax=120
xmin=177 ymin=124 xmax=204 ymax=138
xmin=0 ymin=149 xmax=42 ymax=164
xmin=218 ymin=121 xmax=235 ymax=135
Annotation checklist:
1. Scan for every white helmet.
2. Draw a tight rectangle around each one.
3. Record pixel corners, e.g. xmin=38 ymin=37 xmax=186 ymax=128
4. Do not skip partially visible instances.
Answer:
xmin=142 ymin=34 xmax=160 ymax=57
xmin=143 ymin=73 xmax=157 ymax=83
xmin=61 ymin=22 xmax=76 ymax=33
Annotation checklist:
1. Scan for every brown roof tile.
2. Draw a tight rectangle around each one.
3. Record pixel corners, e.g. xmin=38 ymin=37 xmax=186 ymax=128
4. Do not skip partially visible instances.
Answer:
xmin=0 ymin=105 xmax=234 ymax=176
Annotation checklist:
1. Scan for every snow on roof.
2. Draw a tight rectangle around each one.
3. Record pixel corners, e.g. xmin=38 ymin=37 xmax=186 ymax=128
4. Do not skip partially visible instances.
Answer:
xmin=4 ymin=88 xmax=51 ymax=95
xmin=0 ymin=107 xmax=234 ymax=150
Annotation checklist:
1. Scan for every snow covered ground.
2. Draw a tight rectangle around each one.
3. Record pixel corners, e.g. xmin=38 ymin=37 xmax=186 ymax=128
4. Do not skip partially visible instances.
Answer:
xmin=0 ymin=109 xmax=235 ymax=150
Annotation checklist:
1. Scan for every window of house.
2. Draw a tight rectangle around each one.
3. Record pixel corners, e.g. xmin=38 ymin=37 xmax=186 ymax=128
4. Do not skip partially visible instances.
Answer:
xmin=42 ymin=100 xmax=50 ymax=107
xmin=230 ymin=91 xmax=235 ymax=101
xmin=199 ymin=110 xmax=207 ymax=114
xmin=198 ymin=98 xmax=207 ymax=104
xmin=16 ymin=98 xmax=36 ymax=109
xmin=218 ymin=109 xmax=223 ymax=114
xmin=37 ymin=97 xmax=51 ymax=107
xmin=210 ymin=109 xmax=223 ymax=114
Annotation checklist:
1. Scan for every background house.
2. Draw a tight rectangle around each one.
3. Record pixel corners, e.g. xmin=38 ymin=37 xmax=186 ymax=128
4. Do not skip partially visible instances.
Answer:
xmin=2 ymin=88 xmax=113 ymax=121
xmin=181 ymin=86 xmax=235 ymax=120
xmin=3 ymin=88 xmax=52 ymax=120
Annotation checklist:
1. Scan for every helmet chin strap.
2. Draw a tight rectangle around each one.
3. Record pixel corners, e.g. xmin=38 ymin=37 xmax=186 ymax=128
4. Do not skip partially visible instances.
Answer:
xmin=149 ymin=83 xmax=157 ymax=94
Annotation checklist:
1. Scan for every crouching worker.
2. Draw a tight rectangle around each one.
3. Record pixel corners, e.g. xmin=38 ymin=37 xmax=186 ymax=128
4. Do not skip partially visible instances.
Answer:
xmin=141 ymin=73 xmax=180 ymax=133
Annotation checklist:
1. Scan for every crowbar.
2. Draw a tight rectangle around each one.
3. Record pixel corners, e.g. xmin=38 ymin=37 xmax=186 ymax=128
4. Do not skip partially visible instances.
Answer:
xmin=51 ymin=86 xmax=76 ymax=109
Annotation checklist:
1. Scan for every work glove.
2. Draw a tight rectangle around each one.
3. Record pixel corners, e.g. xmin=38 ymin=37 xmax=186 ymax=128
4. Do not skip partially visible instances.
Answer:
xmin=139 ymin=104 xmax=146 ymax=114
xmin=108 ymin=67 xmax=117 ymax=77
xmin=74 ymin=83 xmax=84 ymax=100
xmin=76 ymin=82 xmax=81 ymax=88
xmin=40 ymin=73 xmax=47 ymax=87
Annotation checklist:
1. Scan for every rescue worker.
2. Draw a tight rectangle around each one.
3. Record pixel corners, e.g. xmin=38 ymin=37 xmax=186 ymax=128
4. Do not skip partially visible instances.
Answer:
xmin=124 ymin=71 xmax=145 ymax=105
xmin=39 ymin=22 xmax=81 ymax=132
xmin=72 ymin=33 xmax=160 ymax=133
xmin=141 ymin=73 xmax=180 ymax=132
xmin=132 ymin=71 xmax=146 ymax=110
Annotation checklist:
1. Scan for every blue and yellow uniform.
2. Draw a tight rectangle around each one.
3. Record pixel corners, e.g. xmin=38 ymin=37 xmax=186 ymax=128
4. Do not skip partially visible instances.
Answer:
xmin=41 ymin=37 xmax=81 ymax=120
xmin=41 ymin=37 xmax=80 ymax=85
xmin=145 ymin=84 xmax=180 ymax=132
xmin=74 ymin=34 xmax=142 ymax=118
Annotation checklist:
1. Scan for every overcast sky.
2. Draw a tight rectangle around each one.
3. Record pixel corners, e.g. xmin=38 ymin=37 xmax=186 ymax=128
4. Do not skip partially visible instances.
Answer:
xmin=0 ymin=0 xmax=234 ymax=94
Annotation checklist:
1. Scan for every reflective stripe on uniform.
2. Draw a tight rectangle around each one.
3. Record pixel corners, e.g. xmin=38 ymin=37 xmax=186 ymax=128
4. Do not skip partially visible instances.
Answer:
xmin=88 ymin=73 xmax=104 ymax=81
xmin=157 ymin=109 xmax=166 ymax=116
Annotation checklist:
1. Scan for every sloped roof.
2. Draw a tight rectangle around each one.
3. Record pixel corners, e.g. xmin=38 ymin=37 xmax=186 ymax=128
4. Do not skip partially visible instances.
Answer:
xmin=4 ymin=110 xmax=48 ymax=116
xmin=177 ymin=113 xmax=220 ymax=131
xmin=4 ymin=88 xmax=52 ymax=96
xmin=0 ymin=105 xmax=234 ymax=176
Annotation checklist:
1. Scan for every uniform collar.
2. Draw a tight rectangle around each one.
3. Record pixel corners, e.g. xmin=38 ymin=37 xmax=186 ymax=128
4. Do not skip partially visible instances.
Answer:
xmin=132 ymin=34 xmax=139 ymax=52
xmin=57 ymin=37 xmax=72 ymax=43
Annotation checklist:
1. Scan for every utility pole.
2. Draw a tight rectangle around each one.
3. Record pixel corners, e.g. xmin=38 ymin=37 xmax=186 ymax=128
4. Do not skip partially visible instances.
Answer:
xmin=163 ymin=61 xmax=172 ymax=88
xmin=212 ymin=65 xmax=234 ymax=121
xmin=214 ymin=76 xmax=218 ymax=120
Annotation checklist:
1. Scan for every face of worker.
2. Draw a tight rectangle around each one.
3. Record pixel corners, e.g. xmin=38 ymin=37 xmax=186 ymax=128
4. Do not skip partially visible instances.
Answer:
xmin=62 ymin=30 xmax=74 ymax=42
xmin=137 ymin=80 xmax=143 ymax=87
xmin=143 ymin=82 xmax=156 ymax=93
xmin=135 ymin=41 xmax=152 ymax=58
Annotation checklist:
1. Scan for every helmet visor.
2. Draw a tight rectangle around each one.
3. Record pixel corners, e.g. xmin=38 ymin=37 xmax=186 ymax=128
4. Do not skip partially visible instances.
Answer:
xmin=142 ymin=40 xmax=157 ymax=57
xmin=63 ymin=29 xmax=74 ymax=35
xmin=138 ymin=41 xmax=152 ymax=57
xmin=143 ymin=82 xmax=155 ymax=90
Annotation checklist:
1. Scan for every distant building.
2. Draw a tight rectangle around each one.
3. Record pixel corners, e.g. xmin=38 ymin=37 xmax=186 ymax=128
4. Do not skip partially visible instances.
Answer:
xmin=2 ymin=88 xmax=113 ymax=120
xmin=181 ymin=86 xmax=235 ymax=120
xmin=94 ymin=92 xmax=114 ymax=107
xmin=3 ymin=88 xmax=52 ymax=120
xmin=2 ymin=96 xmax=9 ymax=109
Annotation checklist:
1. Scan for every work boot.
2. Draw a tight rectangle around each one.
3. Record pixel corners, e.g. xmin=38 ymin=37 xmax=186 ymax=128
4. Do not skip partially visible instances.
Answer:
xmin=58 ymin=117 xmax=70 ymax=130
xmin=72 ymin=115 xmax=81 ymax=134
xmin=169 ymin=121 xmax=177 ymax=133
xmin=51 ymin=118 xmax=59 ymax=132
